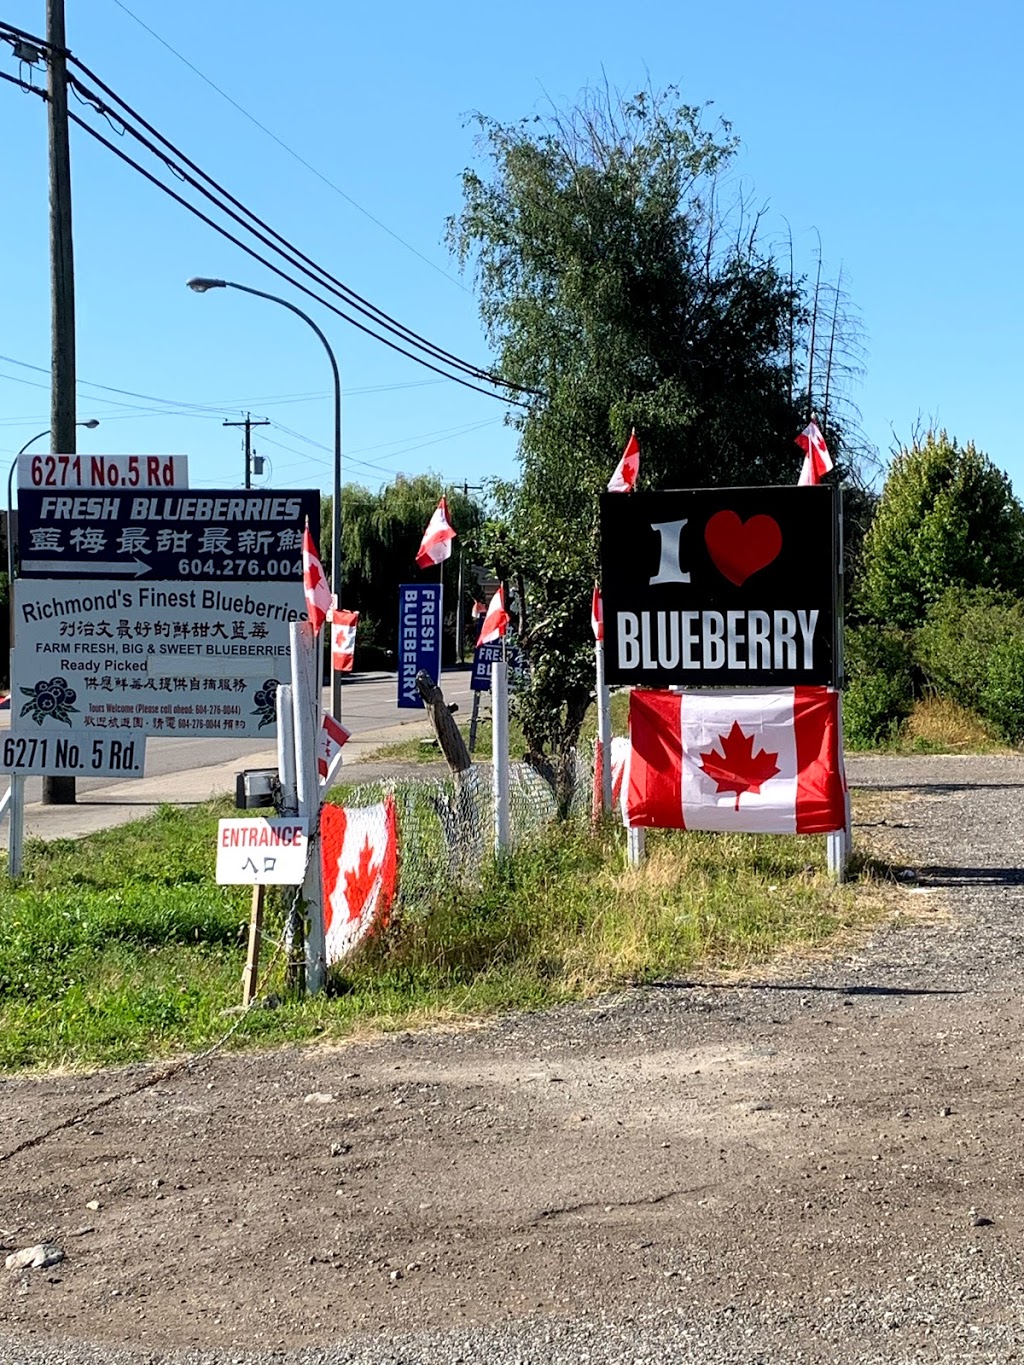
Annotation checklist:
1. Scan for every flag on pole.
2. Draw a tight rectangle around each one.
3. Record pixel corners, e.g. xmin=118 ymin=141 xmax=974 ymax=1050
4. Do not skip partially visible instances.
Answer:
xmin=471 ymin=599 xmax=486 ymax=621
xmin=796 ymin=421 xmax=833 ymax=486
xmin=591 ymin=586 xmax=604 ymax=642
xmin=415 ymin=497 xmax=457 ymax=568
xmin=607 ymin=430 xmax=640 ymax=493
xmin=317 ymin=713 xmax=351 ymax=785
xmin=302 ymin=525 xmax=333 ymax=634
xmin=623 ymin=687 xmax=845 ymax=834
xmin=320 ymin=797 xmax=398 ymax=964
xmin=477 ymin=586 xmax=509 ymax=644
xmin=330 ymin=609 xmax=359 ymax=674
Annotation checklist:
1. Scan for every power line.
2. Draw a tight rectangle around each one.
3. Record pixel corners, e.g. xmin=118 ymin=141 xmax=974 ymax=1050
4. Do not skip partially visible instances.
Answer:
xmin=107 ymin=0 xmax=471 ymax=294
xmin=0 ymin=34 xmax=532 ymax=405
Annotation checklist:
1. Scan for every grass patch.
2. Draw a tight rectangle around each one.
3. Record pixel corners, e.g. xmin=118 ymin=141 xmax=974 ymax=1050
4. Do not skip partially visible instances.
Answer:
xmin=0 ymin=795 xmax=892 ymax=1074
xmin=847 ymin=695 xmax=1009 ymax=755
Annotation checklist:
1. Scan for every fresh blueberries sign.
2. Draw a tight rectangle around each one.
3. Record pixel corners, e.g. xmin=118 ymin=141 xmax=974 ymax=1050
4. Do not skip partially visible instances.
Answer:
xmin=397 ymin=583 xmax=443 ymax=709
xmin=599 ymin=486 xmax=839 ymax=687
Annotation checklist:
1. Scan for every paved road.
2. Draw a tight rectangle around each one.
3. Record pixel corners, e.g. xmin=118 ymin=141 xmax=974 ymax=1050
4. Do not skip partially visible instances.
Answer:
xmin=0 ymin=668 xmax=476 ymax=845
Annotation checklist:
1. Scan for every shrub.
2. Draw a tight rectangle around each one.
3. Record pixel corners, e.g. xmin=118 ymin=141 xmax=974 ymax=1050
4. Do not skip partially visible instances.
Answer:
xmin=844 ymin=624 xmax=915 ymax=747
xmin=980 ymin=636 xmax=1024 ymax=744
xmin=916 ymin=586 xmax=1024 ymax=713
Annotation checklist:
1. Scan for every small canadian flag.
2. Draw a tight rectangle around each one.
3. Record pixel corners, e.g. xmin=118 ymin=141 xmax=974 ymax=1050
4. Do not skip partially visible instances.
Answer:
xmin=591 ymin=585 xmax=604 ymax=642
xmin=477 ymin=586 xmax=509 ymax=645
xmin=330 ymin=609 xmax=359 ymax=674
xmin=302 ymin=525 xmax=333 ymax=634
xmin=624 ymin=687 xmax=845 ymax=834
xmin=317 ymin=713 xmax=351 ymax=786
xmin=607 ymin=430 xmax=640 ymax=493
xmin=796 ymin=421 xmax=833 ymax=486
xmin=416 ymin=498 xmax=456 ymax=569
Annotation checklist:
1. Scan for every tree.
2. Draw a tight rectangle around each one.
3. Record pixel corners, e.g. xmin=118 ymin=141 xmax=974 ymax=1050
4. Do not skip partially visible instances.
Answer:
xmin=448 ymin=85 xmax=859 ymax=784
xmin=322 ymin=476 xmax=484 ymax=661
xmin=856 ymin=431 xmax=1024 ymax=628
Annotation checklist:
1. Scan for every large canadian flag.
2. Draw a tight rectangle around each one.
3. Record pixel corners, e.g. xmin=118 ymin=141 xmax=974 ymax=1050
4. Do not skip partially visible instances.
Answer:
xmin=624 ymin=687 xmax=845 ymax=834
xmin=320 ymin=798 xmax=398 ymax=964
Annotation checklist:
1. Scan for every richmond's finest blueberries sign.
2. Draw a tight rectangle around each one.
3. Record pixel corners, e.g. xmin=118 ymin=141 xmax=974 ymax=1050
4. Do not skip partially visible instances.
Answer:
xmin=599 ymin=486 xmax=839 ymax=687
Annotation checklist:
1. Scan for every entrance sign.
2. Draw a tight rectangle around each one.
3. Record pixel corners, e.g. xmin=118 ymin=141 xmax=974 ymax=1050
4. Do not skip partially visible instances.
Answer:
xmin=397 ymin=583 xmax=442 ymax=709
xmin=12 ymin=580 xmax=305 ymax=738
xmin=599 ymin=486 xmax=838 ymax=687
xmin=0 ymin=729 xmax=145 ymax=778
xmin=18 ymin=453 xmax=189 ymax=492
xmin=216 ymin=817 xmax=309 ymax=884
xmin=15 ymin=489 xmax=318 ymax=579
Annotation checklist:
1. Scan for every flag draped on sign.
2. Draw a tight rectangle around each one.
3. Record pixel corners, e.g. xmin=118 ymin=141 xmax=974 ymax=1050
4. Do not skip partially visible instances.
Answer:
xmin=320 ymin=797 xmax=398 ymax=964
xmin=330 ymin=609 xmax=359 ymax=673
xmin=317 ymin=713 xmax=351 ymax=785
xmin=592 ymin=733 xmax=629 ymax=820
xmin=302 ymin=526 xmax=333 ymax=634
xmin=478 ymin=586 xmax=509 ymax=644
xmin=608 ymin=430 xmax=640 ymax=493
xmin=624 ymin=687 xmax=844 ymax=833
xmin=796 ymin=422 xmax=833 ymax=486
xmin=416 ymin=498 xmax=456 ymax=568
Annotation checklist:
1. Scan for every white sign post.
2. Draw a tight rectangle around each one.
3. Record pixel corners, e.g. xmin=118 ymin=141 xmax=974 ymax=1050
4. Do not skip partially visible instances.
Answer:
xmin=290 ymin=620 xmax=325 ymax=994
xmin=492 ymin=658 xmax=510 ymax=854
xmin=595 ymin=635 xmax=613 ymax=814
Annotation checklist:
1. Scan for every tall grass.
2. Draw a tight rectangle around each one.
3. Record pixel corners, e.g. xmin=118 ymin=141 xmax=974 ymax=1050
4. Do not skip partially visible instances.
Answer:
xmin=0 ymin=798 xmax=887 ymax=1073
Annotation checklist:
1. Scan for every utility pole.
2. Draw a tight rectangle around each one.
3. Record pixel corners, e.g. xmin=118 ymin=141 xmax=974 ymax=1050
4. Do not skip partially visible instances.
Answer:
xmin=223 ymin=413 xmax=268 ymax=488
xmin=43 ymin=0 xmax=76 ymax=805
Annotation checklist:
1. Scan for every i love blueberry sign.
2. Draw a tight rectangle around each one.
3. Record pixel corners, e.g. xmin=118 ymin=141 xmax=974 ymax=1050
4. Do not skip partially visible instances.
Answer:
xmin=599 ymin=486 xmax=839 ymax=687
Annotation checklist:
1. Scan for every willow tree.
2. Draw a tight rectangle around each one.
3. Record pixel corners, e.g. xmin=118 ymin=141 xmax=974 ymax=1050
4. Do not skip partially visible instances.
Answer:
xmin=448 ymin=86 xmax=837 ymax=788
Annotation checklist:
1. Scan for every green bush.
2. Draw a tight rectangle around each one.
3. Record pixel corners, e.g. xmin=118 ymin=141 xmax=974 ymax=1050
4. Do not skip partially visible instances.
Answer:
xmin=916 ymin=586 xmax=1024 ymax=713
xmin=844 ymin=624 xmax=915 ymax=747
xmin=980 ymin=636 xmax=1024 ymax=744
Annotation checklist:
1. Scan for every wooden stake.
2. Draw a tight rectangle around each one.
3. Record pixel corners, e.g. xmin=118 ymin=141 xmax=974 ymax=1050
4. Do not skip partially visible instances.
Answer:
xmin=242 ymin=884 xmax=265 ymax=1007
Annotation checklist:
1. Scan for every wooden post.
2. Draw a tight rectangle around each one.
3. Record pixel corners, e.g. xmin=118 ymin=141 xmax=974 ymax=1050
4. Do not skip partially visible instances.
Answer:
xmin=415 ymin=669 xmax=471 ymax=775
xmin=291 ymin=621 xmax=325 ymax=994
xmin=241 ymin=884 xmax=265 ymax=1007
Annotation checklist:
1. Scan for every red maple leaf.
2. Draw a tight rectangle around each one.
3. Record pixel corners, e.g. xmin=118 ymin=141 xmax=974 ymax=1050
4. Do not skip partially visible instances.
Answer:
xmin=698 ymin=722 xmax=780 ymax=811
xmin=343 ymin=838 xmax=381 ymax=923
xmin=305 ymin=561 xmax=323 ymax=589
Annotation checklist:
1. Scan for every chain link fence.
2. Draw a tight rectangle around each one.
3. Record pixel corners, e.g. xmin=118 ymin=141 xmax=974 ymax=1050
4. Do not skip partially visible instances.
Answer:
xmin=332 ymin=747 xmax=595 ymax=914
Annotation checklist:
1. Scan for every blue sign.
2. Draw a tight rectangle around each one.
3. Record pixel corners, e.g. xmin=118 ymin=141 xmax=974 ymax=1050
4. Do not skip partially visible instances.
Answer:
xmin=397 ymin=583 xmax=443 ymax=709
xmin=16 ymin=489 xmax=319 ymax=582
xmin=471 ymin=641 xmax=526 ymax=692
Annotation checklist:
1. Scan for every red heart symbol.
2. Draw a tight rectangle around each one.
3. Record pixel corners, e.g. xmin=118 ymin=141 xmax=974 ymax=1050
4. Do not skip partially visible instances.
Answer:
xmin=704 ymin=511 xmax=783 ymax=586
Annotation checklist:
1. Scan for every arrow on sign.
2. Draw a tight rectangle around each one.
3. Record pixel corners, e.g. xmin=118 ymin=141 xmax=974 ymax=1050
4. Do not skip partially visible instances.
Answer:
xmin=24 ymin=557 xmax=152 ymax=578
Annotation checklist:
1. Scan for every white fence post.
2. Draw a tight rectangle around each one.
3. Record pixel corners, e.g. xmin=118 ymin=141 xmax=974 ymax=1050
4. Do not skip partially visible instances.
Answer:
xmin=491 ymin=658 xmax=510 ymax=854
xmin=596 ymin=638 xmax=612 ymax=814
xmin=275 ymin=683 xmax=297 ymax=815
xmin=290 ymin=622 xmax=325 ymax=993
xmin=627 ymin=826 xmax=645 ymax=866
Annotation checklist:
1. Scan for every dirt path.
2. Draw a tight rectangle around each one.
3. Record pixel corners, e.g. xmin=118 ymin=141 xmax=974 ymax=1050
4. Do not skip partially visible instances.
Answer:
xmin=3 ymin=754 xmax=1024 ymax=1364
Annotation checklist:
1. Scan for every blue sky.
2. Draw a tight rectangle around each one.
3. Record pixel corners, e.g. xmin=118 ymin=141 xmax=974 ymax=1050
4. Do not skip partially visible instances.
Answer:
xmin=1 ymin=0 xmax=1021 ymax=501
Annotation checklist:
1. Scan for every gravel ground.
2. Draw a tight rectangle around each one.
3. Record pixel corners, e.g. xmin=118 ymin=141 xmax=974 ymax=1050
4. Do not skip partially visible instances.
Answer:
xmin=3 ymin=752 xmax=1024 ymax=1364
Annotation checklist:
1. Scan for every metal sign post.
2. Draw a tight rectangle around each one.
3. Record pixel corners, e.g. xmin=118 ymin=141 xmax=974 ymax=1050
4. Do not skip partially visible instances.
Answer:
xmin=291 ymin=621 xmax=325 ymax=994
xmin=491 ymin=658 xmax=510 ymax=854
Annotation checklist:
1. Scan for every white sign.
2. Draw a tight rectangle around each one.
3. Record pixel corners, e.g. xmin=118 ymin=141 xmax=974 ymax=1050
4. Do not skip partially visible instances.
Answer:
xmin=12 ymin=580 xmax=306 ymax=739
xmin=18 ymin=453 xmax=189 ymax=492
xmin=216 ymin=818 xmax=308 ymax=884
xmin=0 ymin=729 xmax=145 ymax=777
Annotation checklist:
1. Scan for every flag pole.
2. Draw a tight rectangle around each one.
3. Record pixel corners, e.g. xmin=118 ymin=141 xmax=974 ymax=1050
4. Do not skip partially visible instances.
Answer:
xmin=596 ymin=633 xmax=612 ymax=814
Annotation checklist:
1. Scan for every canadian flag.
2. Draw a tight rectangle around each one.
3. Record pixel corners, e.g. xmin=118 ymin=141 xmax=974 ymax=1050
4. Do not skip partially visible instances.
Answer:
xmin=317 ymin=713 xmax=351 ymax=786
xmin=330 ymin=609 xmax=359 ymax=674
xmin=796 ymin=421 xmax=833 ymax=486
xmin=416 ymin=498 xmax=456 ymax=569
xmin=592 ymin=733 xmax=629 ymax=819
xmin=591 ymin=585 xmax=603 ymax=642
xmin=624 ymin=687 xmax=845 ymax=834
xmin=320 ymin=798 xmax=398 ymax=964
xmin=302 ymin=525 xmax=333 ymax=634
xmin=607 ymin=430 xmax=640 ymax=493
xmin=477 ymin=586 xmax=509 ymax=645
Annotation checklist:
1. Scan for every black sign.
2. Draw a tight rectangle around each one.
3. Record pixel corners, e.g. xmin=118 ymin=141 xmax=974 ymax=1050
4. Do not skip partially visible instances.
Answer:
xmin=600 ymin=486 xmax=839 ymax=687
xmin=16 ymin=489 xmax=319 ymax=581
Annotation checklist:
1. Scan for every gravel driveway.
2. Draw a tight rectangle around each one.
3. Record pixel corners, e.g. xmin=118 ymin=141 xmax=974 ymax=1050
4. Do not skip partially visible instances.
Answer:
xmin=3 ymin=753 xmax=1024 ymax=1365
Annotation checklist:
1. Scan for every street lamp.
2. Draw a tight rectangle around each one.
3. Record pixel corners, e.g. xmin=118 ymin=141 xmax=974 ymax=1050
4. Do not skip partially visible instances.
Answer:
xmin=187 ymin=277 xmax=344 ymax=719
xmin=7 ymin=419 xmax=101 ymax=589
